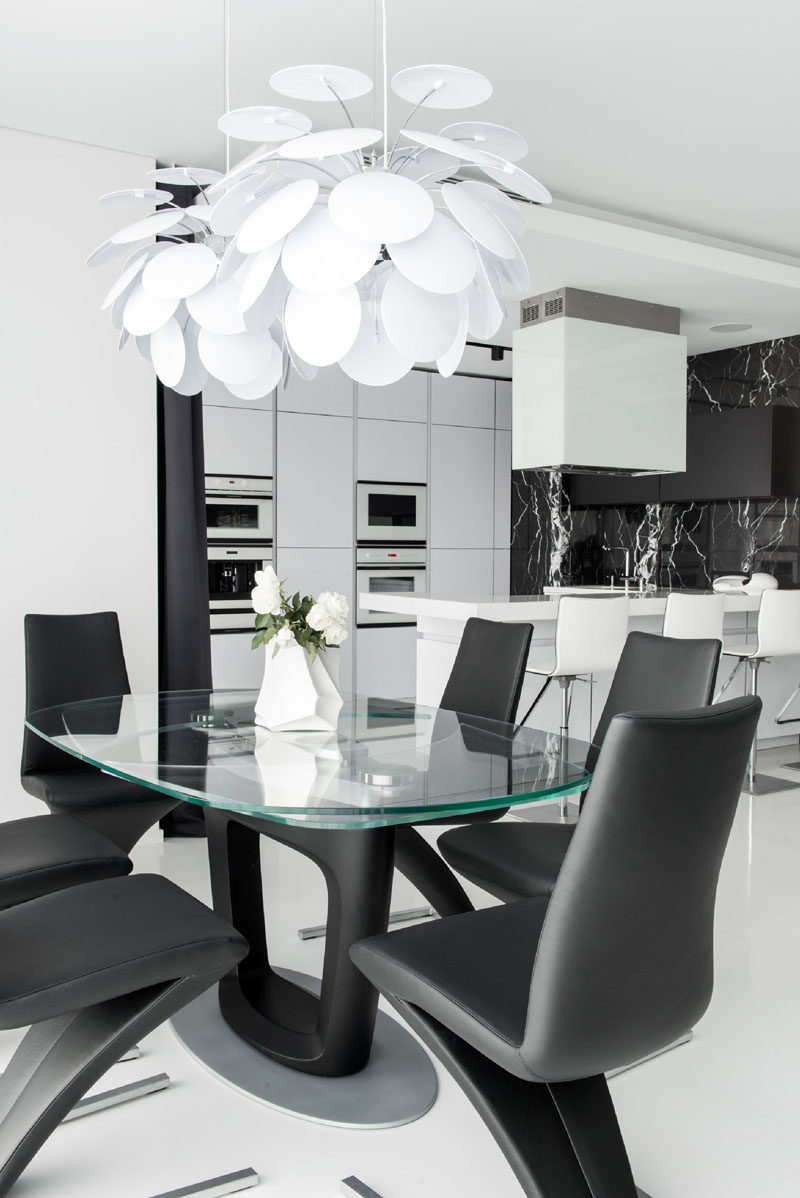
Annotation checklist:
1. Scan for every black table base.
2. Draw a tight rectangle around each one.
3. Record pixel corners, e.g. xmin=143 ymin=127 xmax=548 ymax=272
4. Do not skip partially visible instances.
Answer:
xmin=206 ymin=809 xmax=395 ymax=1078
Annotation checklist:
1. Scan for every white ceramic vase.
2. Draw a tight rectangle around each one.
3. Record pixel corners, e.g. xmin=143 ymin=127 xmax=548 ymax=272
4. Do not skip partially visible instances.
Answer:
xmin=254 ymin=643 xmax=342 ymax=733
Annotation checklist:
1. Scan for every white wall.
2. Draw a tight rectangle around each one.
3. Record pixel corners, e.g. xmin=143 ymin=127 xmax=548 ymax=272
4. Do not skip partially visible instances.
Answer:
xmin=0 ymin=128 xmax=157 ymax=820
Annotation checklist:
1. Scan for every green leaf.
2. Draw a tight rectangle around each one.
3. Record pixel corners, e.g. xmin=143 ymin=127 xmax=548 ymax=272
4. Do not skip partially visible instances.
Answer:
xmin=255 ymin=613 xmax=268 ymax=629
xmin=251 ymin=633 xmax=262 ymax=650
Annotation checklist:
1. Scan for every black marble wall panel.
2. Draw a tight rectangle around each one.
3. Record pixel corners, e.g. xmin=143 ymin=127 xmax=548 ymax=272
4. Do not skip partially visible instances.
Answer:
xmin=511 ymin=335 xmax=800 ymax=593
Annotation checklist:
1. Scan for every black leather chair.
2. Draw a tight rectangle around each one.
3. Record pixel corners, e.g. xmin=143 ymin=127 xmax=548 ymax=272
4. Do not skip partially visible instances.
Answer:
xmin=0 ymin=814 xmax=131 ymax=909
xmin=22 ymin=612 xmax=179 ymax=852
xmin=0 ymin=873 xmax=247 ymax=1197
xmin=438 ymin=631 xmax=721 ymax=902
xmin=394 ymin=618 xmax=533 ymax=916
xmin=352 ymin=696 xmax=759 ymax=1198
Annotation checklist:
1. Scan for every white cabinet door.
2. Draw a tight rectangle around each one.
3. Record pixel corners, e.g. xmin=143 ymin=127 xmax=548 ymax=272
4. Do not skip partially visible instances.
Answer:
xmin=277 ymin=366 xmax=354 ymax=416
xmin=356 ymin=626 xmax=417 ymax=699
xmin=357 ymin=419 xmax=427 ymax=483
xmin=357 ymin=371 xmax=428 ymax=422
xmin=494 ymin=429 xmax=511 ymax=549
xmin=431 ymin=374 xmax=495 ymax=427
xmin=429 ymin=549 xmax=494 ymax=597
xmin=430 ymin=424 xmax=495 ymax=548
xmin=275 ymin=547 xmax=355 ymax=691
xmin=203 ymin=375 xmax=274 ymax=411
xmin=203 ymin=405 xmax=273 ymax=476
xmin=495 ymin=380 xmax=512 ymax=430
xmin=493 ymin=548 xmax=511 ymax=596
xmin=276 ymin=412 xmax=353 ymax=547
xmin=210 ymin=630 xmax=265 ymax=689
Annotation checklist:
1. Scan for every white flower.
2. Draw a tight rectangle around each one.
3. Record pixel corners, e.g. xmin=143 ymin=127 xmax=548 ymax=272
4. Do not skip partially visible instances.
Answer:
xmin=306 ymin=591 xmax=350 ymax=647
xmin=252 ymin=566 xmax=283 ymax=616
xmin=274 ymin=623 xmax=296 ymax=650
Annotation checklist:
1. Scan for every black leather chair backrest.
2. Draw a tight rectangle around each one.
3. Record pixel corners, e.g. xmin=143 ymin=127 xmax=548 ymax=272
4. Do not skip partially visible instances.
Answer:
xmin=585 ymin=631 xmax=720 ymax=774
xmin=22 ymin=612 xmax=131 ymax=776
xmin=521 ymin=695 xmax=759 ymax=1082
xmin=439 ymin=618 xmax=533 ymax=725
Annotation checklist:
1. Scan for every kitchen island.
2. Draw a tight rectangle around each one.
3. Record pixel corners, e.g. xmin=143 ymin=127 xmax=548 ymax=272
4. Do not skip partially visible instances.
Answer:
xmin=359 ymin=589 xmax=796 ymax=749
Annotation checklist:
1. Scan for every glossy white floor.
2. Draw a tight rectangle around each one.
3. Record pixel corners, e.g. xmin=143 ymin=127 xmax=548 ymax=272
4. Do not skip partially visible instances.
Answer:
xmin=5 ymin=746 xmax=800 ymax=1198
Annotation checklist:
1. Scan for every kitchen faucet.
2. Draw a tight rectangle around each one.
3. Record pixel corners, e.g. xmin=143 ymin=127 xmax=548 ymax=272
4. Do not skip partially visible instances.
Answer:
xmin=603 ymin=544 xmax=640 ymax=591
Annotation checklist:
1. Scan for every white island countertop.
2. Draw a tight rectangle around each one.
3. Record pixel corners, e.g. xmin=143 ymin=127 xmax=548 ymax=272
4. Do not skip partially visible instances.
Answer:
xmin=359 ymin=588 xmax=762 ymax=622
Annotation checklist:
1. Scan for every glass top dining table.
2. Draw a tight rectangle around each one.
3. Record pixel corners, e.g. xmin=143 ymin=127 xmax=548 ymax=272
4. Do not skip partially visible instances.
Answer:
xmin=25 ymin=688 xmax=594 ymax=1128
xmin=25 ymin=688 xmax=594 ymax=830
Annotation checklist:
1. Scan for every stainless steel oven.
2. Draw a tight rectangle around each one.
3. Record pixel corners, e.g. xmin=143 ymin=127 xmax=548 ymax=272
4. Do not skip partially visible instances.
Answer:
xmin=356 ymin=547 xmax=428 ymax=626
xmin=209 ymin=543 xmax=272 ymax=630
xmin=356 ymin=482 xmax=427 ymax=545
xmin=206 ymin=475 xmax=273 ymax=544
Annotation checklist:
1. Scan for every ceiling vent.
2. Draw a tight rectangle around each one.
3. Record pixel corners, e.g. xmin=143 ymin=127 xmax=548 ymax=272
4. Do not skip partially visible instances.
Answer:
xmin=512 ymin=287 xmax=688 ymax=475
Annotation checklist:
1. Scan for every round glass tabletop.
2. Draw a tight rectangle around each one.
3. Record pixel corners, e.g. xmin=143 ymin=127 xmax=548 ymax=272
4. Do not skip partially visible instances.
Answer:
xmin=26 ymin=689 xmax=593 ymax=830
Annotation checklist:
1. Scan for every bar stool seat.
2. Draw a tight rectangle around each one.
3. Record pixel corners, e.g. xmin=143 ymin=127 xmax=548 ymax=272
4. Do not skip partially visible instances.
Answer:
xmin=662 ymin=592 xmax=726 ymax=641
xmin=721 ymin=588 xmax=800 ymax=795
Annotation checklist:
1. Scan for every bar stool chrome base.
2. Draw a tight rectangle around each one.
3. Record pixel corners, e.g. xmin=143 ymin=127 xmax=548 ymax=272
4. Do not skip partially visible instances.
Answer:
xmin=735 ymin=658 xmax=799 ymax=796
xmin=171 ymin=970 xmax=437 ymax=1129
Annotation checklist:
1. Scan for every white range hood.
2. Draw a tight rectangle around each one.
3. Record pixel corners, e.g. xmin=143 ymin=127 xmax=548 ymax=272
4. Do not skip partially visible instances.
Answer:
xmin=511 ymin=288 xmax=688 ymax=475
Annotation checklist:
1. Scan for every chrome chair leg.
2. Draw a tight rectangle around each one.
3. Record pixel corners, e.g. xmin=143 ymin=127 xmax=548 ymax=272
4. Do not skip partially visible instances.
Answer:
xmin=149 ymin=1168 xmax=259 ymax=1198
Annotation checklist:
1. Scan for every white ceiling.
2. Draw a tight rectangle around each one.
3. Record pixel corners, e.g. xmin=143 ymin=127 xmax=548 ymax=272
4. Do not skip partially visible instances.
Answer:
xmin=5 ymin=0 xmax=800 ymax=353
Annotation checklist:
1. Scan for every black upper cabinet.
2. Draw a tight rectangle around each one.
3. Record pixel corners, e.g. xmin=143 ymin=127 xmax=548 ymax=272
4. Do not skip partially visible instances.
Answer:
xmin=569 ymin=407 xmax=800 ymax=506
xmin=660 ymin=407 xmax=800 ymax=502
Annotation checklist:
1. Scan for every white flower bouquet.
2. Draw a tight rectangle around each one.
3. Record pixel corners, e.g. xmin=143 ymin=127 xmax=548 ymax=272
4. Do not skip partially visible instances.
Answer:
xmin=251 ymin=566 xmax=349 ymax=660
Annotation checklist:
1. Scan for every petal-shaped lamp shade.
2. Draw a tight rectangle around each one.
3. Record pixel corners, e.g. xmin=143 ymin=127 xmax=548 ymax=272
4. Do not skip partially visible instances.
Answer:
xmin=171 ymin=327 xmax=208 ymax=396
xmin=146 ymin=166 xmax=223 ymax=186
xmin=186 ymin=277 xmax=246 ymax=334
xmin=329 ymin=171 xmax=434 ymax=244
xmin=87 ymin=238 xmax=137 ymax=268
xmin=436 ymin=292 xmax=469 ymax=378
xmin=225 ymin=337 xmax=283 ymax=398
xmin=270 ymin=64 xmax=373 ymax=102
xmin=387 ymin=212 xmax=477 ymax=294
xmin=282 ymin=208 xmax=380 ymax=293
xmin=100 ymin=247 xmax=155 ymax=310
xmin=381 ymin=271 xmax=461 ymax=361
xmin=392 ymin=148 xmax=462 ymax=186
xmin=465 ymin=256 xmax=505 ymax=339
xmin=218 ymin=105 xmax=312 ymax=142
xmin=441 ymin=182 xmax=519 ymax=259
xmin=339 ymin=301 xmax=414 ymax=385
xmin=493 ymin=242 xmax=531 ymax=293
xmin=238 ymin=240 xmax=285 ymax=311
xmin=279 ymin=128 xmax=382 ymax=161
xmin=451 ymin=179 xmax=527 ymax=240
xmin=243 ymin=267 xmax=291 ymax=335
xmin=142 ymin=243 xmax=218 ymax=299
xmin=99 ymin=188 xmax=173 ymax=208
xmin=211 ymin=174 xmax=278 ymax=237
xmin=236 ymin=179 xmax=319 ymax=253
xmin=110 ymin=209 xmax=187 ymax=245
xmin=439 ymin=121 xmax=528 ymax=162
xmin=198 ymin=328 xmax=277 ymax=384
xmin=391 ymin=64 xmax=492 ymax=109
xmin=217 ymin=238 xmax=248 ymax=283
xmin=477 ymin=158 xmax=553 ymax=205
xmin=402 ymin=128 xmax=498 ymax=167
xmin=122 ymin=285 xmax=179 ymax=336
xmin=284 ymin=285 xmax=361 ymax=366
xmin=150 ymin=317 xmax=186 ymax=387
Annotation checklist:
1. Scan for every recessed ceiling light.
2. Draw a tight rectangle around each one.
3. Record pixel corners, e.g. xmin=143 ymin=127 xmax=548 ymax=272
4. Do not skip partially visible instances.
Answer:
xmin=709 ymin=322 xmax=753 ymax=333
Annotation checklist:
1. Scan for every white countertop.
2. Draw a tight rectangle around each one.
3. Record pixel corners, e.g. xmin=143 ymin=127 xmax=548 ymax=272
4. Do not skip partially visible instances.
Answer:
xmin=359 ymin=588 xmax=761 ymax=621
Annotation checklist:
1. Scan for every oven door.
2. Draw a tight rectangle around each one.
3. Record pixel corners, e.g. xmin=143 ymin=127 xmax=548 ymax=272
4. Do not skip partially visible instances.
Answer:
xmin=209 ymin=544 xmax=272 ymax=613
xmin=356 ymin=567 xmax=427 ymax=625
xmin=356 ymin=482 xmax=427 ymax=544
xmin=206 ymin=494 xmax=273 ymax=543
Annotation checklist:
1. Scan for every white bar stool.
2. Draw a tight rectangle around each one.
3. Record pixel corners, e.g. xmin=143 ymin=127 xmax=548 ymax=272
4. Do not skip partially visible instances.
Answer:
xmin=721 ymin=589 xmax=800 ymax=794
xmin=662 ymin=592 xmax=726 ymax=641
xmin=523 ymin=595 xmax=629 ymax=817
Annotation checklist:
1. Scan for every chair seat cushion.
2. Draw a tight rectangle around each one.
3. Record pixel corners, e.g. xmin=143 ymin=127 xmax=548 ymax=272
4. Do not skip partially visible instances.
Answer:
xmin=21 ymin=768 xmax=157 ymax=811
xmin=351 ymin=898 xmax=550 ymax=1081
xmin=438 ymin=821 xmax=575 ymax=901
xmin=0 ymin=815 xmax=131 ymax=910
xmin=0 ymin=875 xmax=247 ymax=1029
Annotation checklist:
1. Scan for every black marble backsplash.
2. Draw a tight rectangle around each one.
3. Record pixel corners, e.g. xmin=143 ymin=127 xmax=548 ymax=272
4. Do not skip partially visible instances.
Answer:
xmin=511 ymin=336 xmax=800 ymax=593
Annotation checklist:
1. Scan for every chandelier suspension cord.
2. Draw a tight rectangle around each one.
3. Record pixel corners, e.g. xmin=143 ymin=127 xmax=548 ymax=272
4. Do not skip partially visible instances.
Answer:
xmin=382 ymin=0 xmax=388 ymax=164
xmin=223 ymin=0 xmax=231 ymax=175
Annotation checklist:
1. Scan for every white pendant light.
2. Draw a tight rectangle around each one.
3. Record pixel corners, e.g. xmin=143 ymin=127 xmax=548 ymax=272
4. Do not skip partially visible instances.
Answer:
xmin=94 ymin=0 xmax=550 ymax=396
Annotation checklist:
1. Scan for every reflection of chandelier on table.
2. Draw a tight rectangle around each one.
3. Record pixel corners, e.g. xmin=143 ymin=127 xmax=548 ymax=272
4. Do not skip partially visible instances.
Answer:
xmin=91 ymin=58 xmax=551 ymax=396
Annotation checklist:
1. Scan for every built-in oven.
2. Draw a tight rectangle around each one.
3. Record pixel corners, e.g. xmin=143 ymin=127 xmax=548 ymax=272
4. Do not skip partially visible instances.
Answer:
xmin=209 ymin=543 xmax=272 ymax=631
xmin=206 ymin=475 xmax=273 ymax=544
xmin=356 ymin=547 xmax=428 ymax=626
xmin=356 ymin=481 xmax=427 ymax=545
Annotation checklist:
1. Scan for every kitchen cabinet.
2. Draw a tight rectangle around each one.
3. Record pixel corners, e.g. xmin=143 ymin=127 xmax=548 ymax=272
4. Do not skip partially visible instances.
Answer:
xmin=429 ymin=549 xmax=494 ymax=597
xmin=660 ymin=406 xmax=800 ymax=502
xmin=494 ymin=549 xmax=511 ymax=596
xmin=203 ymin=405 xmax=273 ymax=477
xmin=357 ymin=371 xmax=428 ymax=422
xmin=568 ymin=470 xmax=659 ymax=506
xmin=431 ymin=374 xmax=496 ymax=428
xmin=210 ymin=630 xmax=264 ymax=689
xmin=277 ymin=366 xmax=354 ymax=417
xmin=275 ymin=547 xmax=355 ymax=691
xmin=276 ymin=412 xmax=353 ymax=547
xmin=430 ymin=424 xmax=495 ymax=548
xmin=495 ymin=380 xmax=512 ymax=431
xmin=494 ymin=429 xmax=511 ymax=550
xmin=357 ymin=418 xmax=428 ymax=484
xmin=356 ymin=626 xmax=417 ymax=698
